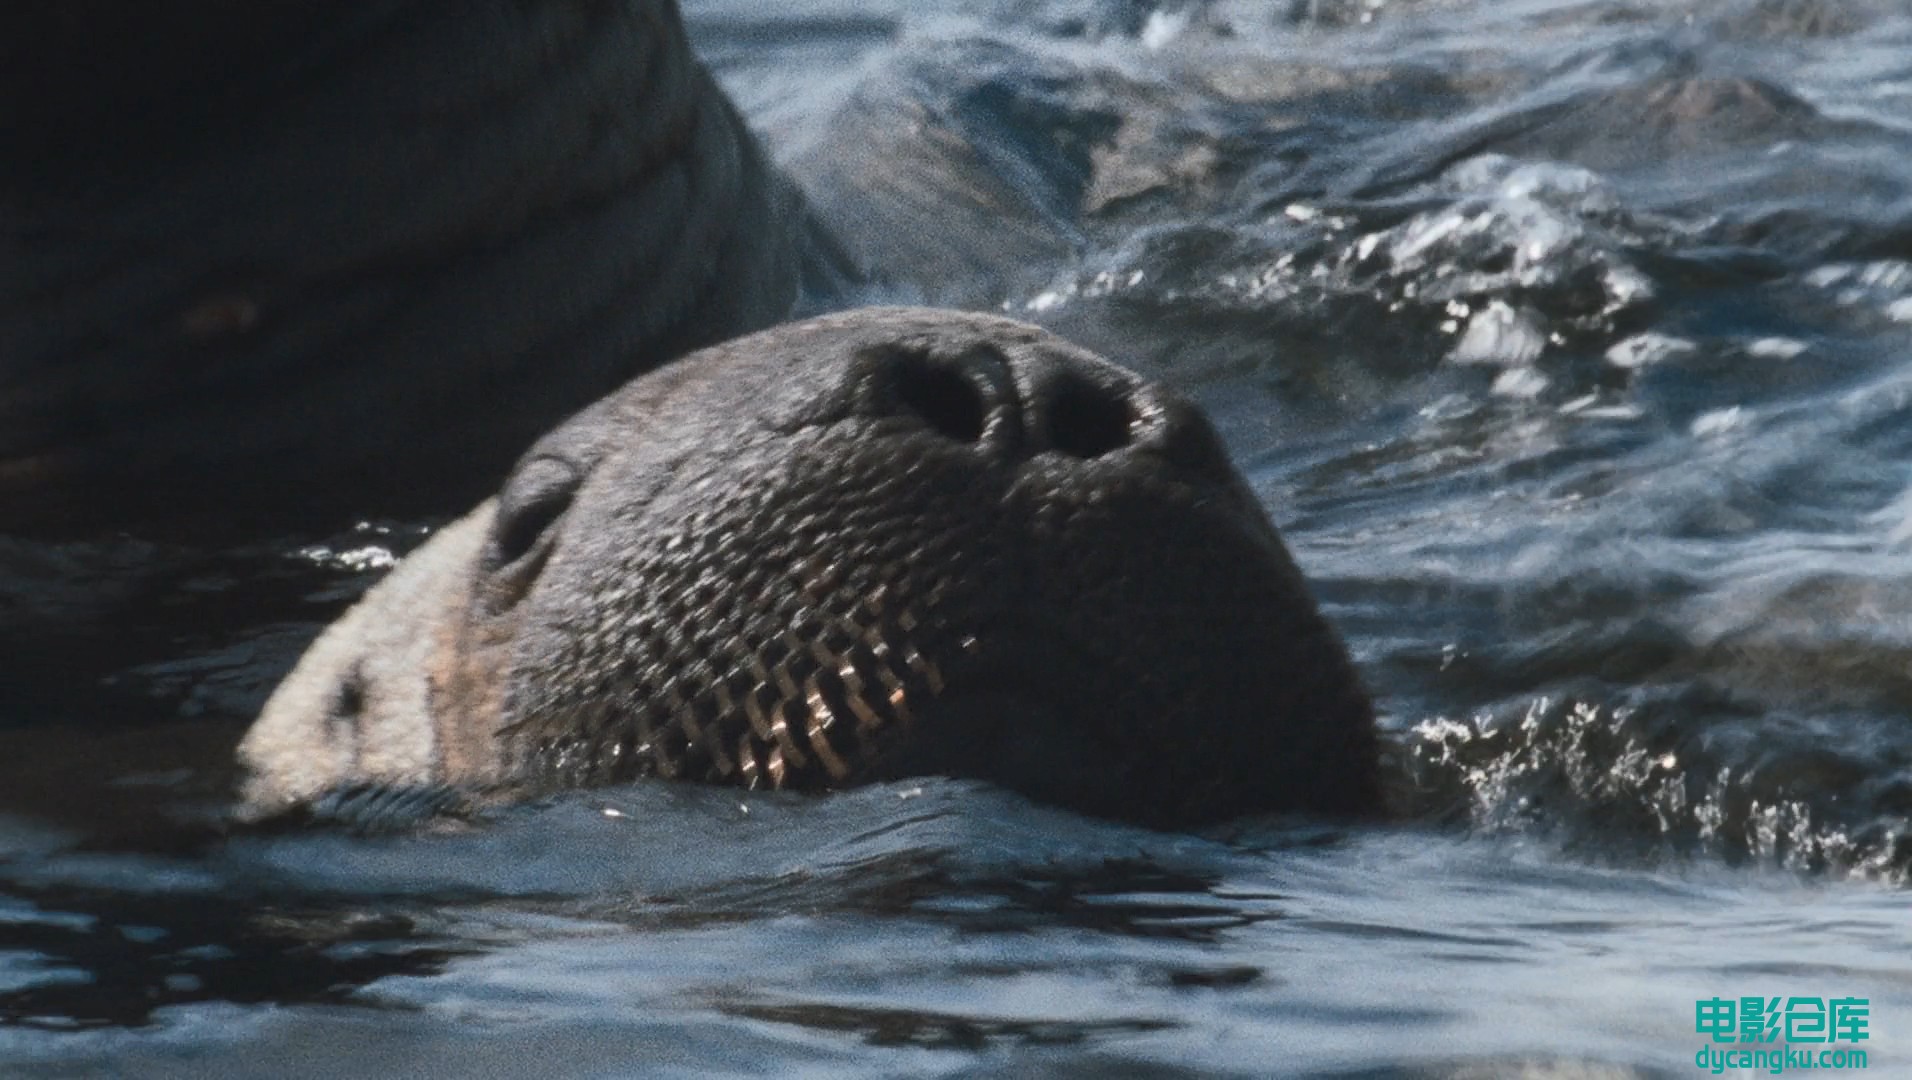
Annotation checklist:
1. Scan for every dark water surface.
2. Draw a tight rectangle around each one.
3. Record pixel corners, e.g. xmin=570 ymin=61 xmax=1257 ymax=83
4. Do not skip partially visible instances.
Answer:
xmin=6 ymin=0 xmax=1912 ymax=1075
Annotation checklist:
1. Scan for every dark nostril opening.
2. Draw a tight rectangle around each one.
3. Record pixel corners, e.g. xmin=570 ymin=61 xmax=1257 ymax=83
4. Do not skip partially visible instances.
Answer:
xmin=891 ymin=357 xmax=988 ymax=444
xmin=1046 ymin=377 xmax=1135 ymax=459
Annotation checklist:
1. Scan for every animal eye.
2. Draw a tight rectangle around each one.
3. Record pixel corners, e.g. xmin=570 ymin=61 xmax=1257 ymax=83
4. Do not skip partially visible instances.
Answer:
xmin=488 ymin=456 xmax=582 ymax=575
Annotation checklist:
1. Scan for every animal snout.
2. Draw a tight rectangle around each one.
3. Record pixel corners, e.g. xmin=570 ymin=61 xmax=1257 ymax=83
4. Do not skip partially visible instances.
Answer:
xmin=863 ymin=341 xmax=1231 ymax=480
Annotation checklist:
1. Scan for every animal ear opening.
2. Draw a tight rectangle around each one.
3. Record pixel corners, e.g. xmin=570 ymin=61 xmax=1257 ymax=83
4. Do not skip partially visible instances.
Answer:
xmin=485 ymin=455 xmax=583 ymax=583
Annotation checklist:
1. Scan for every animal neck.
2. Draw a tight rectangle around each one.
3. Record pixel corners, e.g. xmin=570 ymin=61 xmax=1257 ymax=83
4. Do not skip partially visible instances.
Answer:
xmin=1 ymin=2 xmax=689 ymax=175
xmin=0 ymin=0 xmax=810 ymax=536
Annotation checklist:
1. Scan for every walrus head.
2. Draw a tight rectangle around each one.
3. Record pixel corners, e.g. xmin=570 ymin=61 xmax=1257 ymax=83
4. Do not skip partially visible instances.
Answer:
xmin=238 ymin=308 xmax=1380 ymax=829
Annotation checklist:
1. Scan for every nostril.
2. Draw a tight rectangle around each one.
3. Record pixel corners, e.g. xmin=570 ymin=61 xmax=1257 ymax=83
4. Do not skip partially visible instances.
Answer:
xmin=1045 ymin=376 xmax=1135 ymax=459
xmin=891 ymin=356 xmax=988 ymax=444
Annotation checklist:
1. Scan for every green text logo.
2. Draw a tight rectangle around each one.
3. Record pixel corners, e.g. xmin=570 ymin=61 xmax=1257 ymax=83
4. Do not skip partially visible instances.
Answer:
xmin=1694 ymin=996 xmax=1870 ymax=1075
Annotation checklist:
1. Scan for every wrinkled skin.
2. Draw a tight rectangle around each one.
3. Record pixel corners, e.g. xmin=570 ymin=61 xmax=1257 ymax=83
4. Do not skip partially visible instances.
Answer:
xmin=238 ymin=309 xmax=1381 ymax=829
xmin=0 ymin=0 xmax=843 ymax=538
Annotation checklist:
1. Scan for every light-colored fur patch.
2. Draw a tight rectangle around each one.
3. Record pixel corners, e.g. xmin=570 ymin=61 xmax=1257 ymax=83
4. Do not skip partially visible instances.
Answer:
xmin=235 ymin=506 xmax=494 ymax=819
